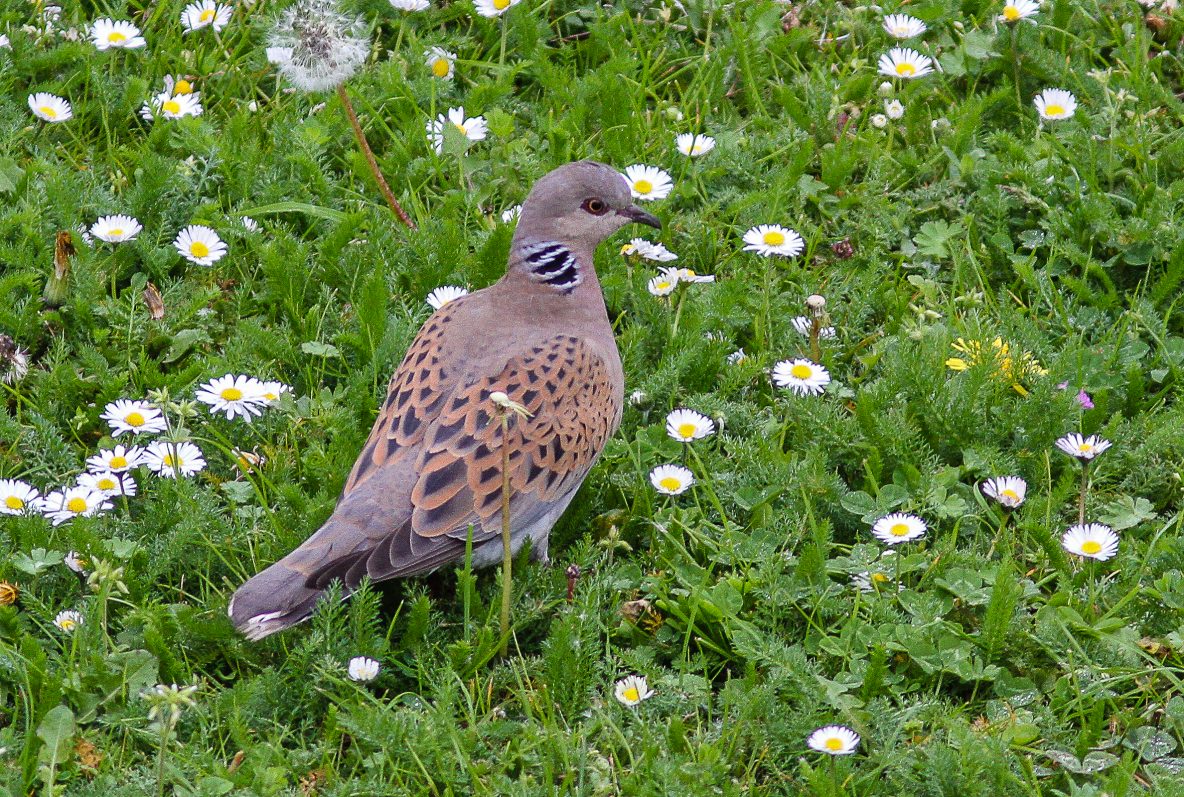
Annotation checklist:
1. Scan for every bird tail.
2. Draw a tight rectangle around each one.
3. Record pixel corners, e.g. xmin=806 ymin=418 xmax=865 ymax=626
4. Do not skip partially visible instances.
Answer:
xmin=227 ymin=560 xmax=325 ymax=641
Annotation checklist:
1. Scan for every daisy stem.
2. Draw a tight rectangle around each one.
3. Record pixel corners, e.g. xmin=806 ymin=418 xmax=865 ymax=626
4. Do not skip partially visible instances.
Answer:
xmin=671 ymin=289 xmax=685 ymax=340
xmin=1009 ymin=25 xmax=1023 ymax=114
xmin=686 ymin=445 xmax=728 ymax=526
xmin=499 ymin=16 xmax=508 ymax=67
xmin=1077 ymin=463 xmax=1089 ymax=526
xmin=335 ymin=84 xmax=416 ymax=230
xmin=987 ymin=510 xmax=1010 ymax=559
xmin=498 ymin=407 xmax=513 ymax=657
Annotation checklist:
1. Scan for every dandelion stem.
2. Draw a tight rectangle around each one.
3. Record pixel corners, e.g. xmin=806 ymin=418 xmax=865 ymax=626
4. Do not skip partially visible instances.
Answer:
xmin=335 ymin=84 xmax=416 ymax=230
xmin=809 ymin=316 xmax=822 ymax=363
xmin=498 ymin=406 xmax=513 ymax=657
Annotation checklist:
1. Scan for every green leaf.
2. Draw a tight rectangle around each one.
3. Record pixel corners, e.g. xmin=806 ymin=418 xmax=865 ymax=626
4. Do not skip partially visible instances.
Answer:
xmin=36 ymin=704 xmax=76 ymax=784
xmin=0 ymin=157 xmax=25 ymax=194
xmin=301 ymin=340 xmax=342 ymax=358
xmin=236 ymin=201 xmax=347 ymax=223
xmin=913 ymin=220 xmax=963 ymax=259
xmin=1098 ymin=495 xmax=1158 ymax=531
xmin=163 ymin=328 xmax=211 ymax=364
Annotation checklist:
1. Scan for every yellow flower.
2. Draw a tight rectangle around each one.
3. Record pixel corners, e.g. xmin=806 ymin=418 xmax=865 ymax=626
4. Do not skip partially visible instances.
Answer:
xmin=945 ymin=337 xmax=1045 ymax=395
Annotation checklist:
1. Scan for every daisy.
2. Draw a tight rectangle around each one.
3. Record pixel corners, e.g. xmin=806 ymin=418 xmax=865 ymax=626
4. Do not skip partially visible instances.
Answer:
xmin=28 ymin=92 xmax=72 ymax=123
xmin=885 ymin=99 xmax=905 ymax=119
xmin=90 ymin=18 xmax=145 ymax=50
xmin=426 ymin=107 xmax=488 ymax=154
xmin=90 ymin=215 xmax=142 ymax=243
xmin=622 ymin=165 xmax=673 ymax=201
xmin=86 ymin=445 xmax=146 ymax=473
xmin=649 ymin=464 xmax=694 ymax=495
xmin=501 ymin=205 xmax=522 ymax=223
xmin=742 ymin=224 xmax=804 ymax=258
xmin=882 ymin=13 xmax=926 ymax=38
xmin=852 ymin=551 xmax=897 ymax=592
xmin=41 ymin=486 xmax=113 ymax=526
xmin=427 ymin=285 xmax=470 ymax=310
xmin=791 ymin=316 xmax=837 ymax=339
xmin=101 ymin=399 xmax=168 ymax=437
xmin=347 ymin=656 xmax=380 ymax=681
xmin=232 ymin=448 xmax=265 ymax=473
xmin=195 ymin=374 xmax=267 ymax=421
xmin=675 ymin=133 xmax=715 ymax=157
xmin=981 ymin=476 xmax=1026 ymax=508
xmin=647 ymin=273 xmax=678 ymax=297
xmin=669 ymin=268 xmax=713 ymax=284
xmin=772 ymin=359 xmax=831 ymax=396
xmin=999 ymin=0 xmax=1039 ymax=22
xmin=425 ymin=46 xmax=455 ymax=79
xmin=665 ymin=408 xmax=715 ymax=442
xmin=54 ymin=609 xmax=84 ymax=633
xmin=181 ymin=0 xmax=232 ymax=32
xmin=0 ymin=479 xmax=40 ymax=515
xmin=240 ymin=216 xmax=259 ymax=232
xmin=727 ymin=348 xmax=748 ymax=365
xmin=622 ymin=239 xmax=678 ymax=262
xmin=473 ymin=0 xmax=521 ymax=17
xmin=64 ymin=551 xmax=89 ymax=574
xmin=144 ymin=441 xmax=207 ymax=478
xmin=155 ymin=92 xmax=203 ymax=120
xmin=1061 ymin=523 xmax=1119 ymax=561
xmin=614 ymin=675 xmax=654 ymax=706
xmin=257 ymin=381 xmax=292 ymax=404
xmin=871 ymin=114 xmax=889 ymax=129
xmin=871 ymin=512 xmax=927 ymax=545
xmin=1033 ymin=88 xmax=1076 ymax=121
xmin=878 ymin=48 xmax=934 ymax=79
xmin=78 ymin=470 xmax=136 ymax=498
xmin=806 ymin=725 xmax=860 ymax=756
xmin=174 ymin=225 xmax=227 ymax=266
xmin=1055 ymin=433 xmax=1111 ymax=461
xmin=391 ymin=0 xmax=429 ymax=8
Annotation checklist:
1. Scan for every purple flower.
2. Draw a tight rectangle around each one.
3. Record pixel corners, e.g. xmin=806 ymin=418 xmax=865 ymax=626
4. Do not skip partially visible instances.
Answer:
xmin=1076 ymin=390 xmax=1093 ymax=409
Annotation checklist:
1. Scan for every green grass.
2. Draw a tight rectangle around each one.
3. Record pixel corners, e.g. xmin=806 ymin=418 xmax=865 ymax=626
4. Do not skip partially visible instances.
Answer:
xmin=4 ymin=0 xmax=1184 ymax=792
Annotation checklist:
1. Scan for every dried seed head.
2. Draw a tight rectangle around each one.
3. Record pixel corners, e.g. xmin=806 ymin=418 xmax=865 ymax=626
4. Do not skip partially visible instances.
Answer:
xmin=269 ymin=0 xmax=369 ymax=92
xmin=805 ymin=294 xmax=826 ymax=314
xmin=831 ymin=239 xmax=854 ymax=259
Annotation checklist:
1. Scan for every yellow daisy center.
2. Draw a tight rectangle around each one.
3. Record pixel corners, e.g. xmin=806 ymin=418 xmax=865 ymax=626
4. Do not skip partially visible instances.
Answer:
xmin=634 ymin=179 xmax=653 ymax=195
xmin=190 ymin=241 xmax=210 ymax=258
xmin=677 ymin=423 xmax=697 ymax=439
xmin=871 ymin=572 xmax=888 ymax=583
xmin=896 ymin=63 xmax=916 ymax=77
xmin=109 ymin=456 xmax=128 ymax=469
xmin=97 ymin=477 xmax=116 ymax=490
xmin=493 ymin=0 xmax=511 ymax=8
xmin=110 ymin=228 xmax=123 ymax=236
xmin=1003 ymin=6 xmax=1020 ymax=20
xmin=59 ymin=618 xmax=76 ymax=629
xmin=163 ymin=454 xmax=180 ymax=468
xmin=432 ymin=59 xmax=450 ymax=77
xmin=890 ymin=523 xmax=911 ymax=536
xmin=657 ymin=281 xmax=672 ymax=291
xmin=622 ymin=687 xmax=640 ymax=702
xmin=1045 ymin=103 xmax=1064 ymax=117
xmin=67 ymin=497 xmax=88 ymax=513
xmin=163 ymin=100 xmax=181 ymax=114
xmin=691 ymin=144 xmax=703 ymax=154
xmin=790 ymin=364 xmax=813 ymax=380
xmin=659 ymin=477 xmax=682 ymax=491
xmin=125 ymin=412 xmax=145 ymax=427
xmin=1081 ymin=540 xmax=1102 ymax=555
xmin=1078 ymin=443 xmax=1092 ymax=453
xmin=40 ymin=106 xmax=58 ymax=119
xmin=454 ymin=122 xmax=467 ymax=134
xmin=200 ymin=9 xmax=215 ymax=22
xmin=263 ymin=392 xmax=277 ymax=400
xmin=825 ymin=737 xmax=844 ymax=751
xmin=5 ymin=496 xmax=24 ymax=510
xmin=1002 ymin=489 xmax=1020 ymax=500
xmin=108 ymin=32 xmax=127 ymax=42
xmin=221 ymin=387 xmax=244 ymax=401
xmin=763 ymin=231 xmax=785 ymax=246
xmin=175 ymin=80 xmax=192 ymax=94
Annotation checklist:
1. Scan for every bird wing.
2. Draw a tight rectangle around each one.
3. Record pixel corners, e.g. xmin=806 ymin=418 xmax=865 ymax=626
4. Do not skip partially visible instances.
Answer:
xmin=287 ymin=332 xmax=620 ymax=590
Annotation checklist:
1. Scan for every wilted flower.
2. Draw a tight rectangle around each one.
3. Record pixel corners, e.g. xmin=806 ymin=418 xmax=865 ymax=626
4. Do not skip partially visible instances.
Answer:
xmin=0 ymin=334 xmax=29 ymax=385
xmin=143 ymin=683 xmax=200 ymax=725
xmin=269 ymin=0 xmax=370 ymax=92
xmin=791 ymin=316 xmax=836 ymax=339
xmin=0 ymin=580 xmax=18 ymax=606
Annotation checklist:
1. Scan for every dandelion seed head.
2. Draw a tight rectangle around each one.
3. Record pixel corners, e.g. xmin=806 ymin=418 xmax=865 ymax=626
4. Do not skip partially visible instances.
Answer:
xmin=269 ymin=0 xmax=370 ymax=92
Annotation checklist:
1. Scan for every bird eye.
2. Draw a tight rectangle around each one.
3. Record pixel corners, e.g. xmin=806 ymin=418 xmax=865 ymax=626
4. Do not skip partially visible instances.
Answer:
xmin=582 ymin=198 xmax=608 ymax=215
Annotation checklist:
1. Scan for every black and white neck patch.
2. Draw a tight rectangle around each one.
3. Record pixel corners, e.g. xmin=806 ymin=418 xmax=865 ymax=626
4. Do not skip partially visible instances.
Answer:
xmin=521 ymin=241 xmax=581 ymax=293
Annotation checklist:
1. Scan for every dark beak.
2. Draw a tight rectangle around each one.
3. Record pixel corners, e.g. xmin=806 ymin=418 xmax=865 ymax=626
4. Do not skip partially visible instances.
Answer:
xmin=619 ymin=205 xmax=662 ymax=229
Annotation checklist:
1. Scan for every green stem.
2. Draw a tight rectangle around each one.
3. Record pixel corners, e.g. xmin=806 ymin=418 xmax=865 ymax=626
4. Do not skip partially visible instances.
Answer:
xmin=499 ymin=410 xmax=512 ymax=657
xmin=1078 ymin=463 xmax=1089 ymax=526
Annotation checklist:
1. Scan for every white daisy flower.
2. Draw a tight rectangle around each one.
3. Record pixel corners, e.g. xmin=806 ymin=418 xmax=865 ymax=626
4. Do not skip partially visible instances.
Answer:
xmin=0 ymin=479 xmax=40 ymax=515
xmin=647 ymin=273 xmax=678 ymax=297
xmin=78 ymin=470 xmax=136 ymax=498
xmin=622 ymin=165 xmax=674 ymax=201
xmin=883 ymin=13 xmax=926 ymax=38
xmin=426 ymin=285 xmax=470 ymax=310
xmin=675 ymin=133 xmax=715 ymax=157
xmin=347 ymin=656 xmax=380 ymax=681
xmin=144 ymin=441 xmax=207 ymax=479
xmin=1055 ymin=433 xmax=1111 ymax=461
xmin=91 ymin=18 xmax=145 ymax=50
xmin=174 ymin=225 xmax=227 ymax=266
xmin=649 ymin=464 xmax=694 ymax=495
xmin=195 ymin=374 xmax=268 ymax=421
xmin=665 ymin=408 xmax=715 ymax=442
xmin=1061 ymin=523 xmax=1119 ymax=561
xmin=885 ymin=99 xmax=905 ymax=119
xmin=742 ymin=224 xmax=804 ymax=258
xmin=473 ymin=0 xmax=521 ymax=17
xmin=1033 ymin=88 xmax=1076 ymax=121
xmin=181 ymin=0 xmax=232 ymax=32
xmin=28 ymin=92 xmax=72 ymax=123
xmin=240 ymin=216 xmax=260 ymax=232
xmin=425 ymin=46 xmax=455 ymax=79
xmin=669 ymin=268 xmax=713 ymax=284
xmin=871 ymin=512 xmax=928 ymax=544
xmin=391 ymin=0 xmax=429 ymax=9
xmin=257 ymin=381 xmax=292 ymax=404
xmin=772 ymin=358 xmax=831 ymax=396
xmin=877 ymin=47 xmax=934 ymax=79
xmin=64 ymin=551 xmax=88 ymax=574
xmin=41 ymin=486 xmax=113 ymax=526
xmin=981 ymin=475 xmax=1026 ymax=508
xmin=0 ymin=34 xmax=9 ymax=49
xmin=54 ymin=609 xmax=84 ymax=633
xmin=90 ymin=215 xmax=142 ymax=243
xmin=501 ymin=205 xmax=522 ymax=223
xmin=101 ymin=399 xmax=168 ymax=437
xmin=727 ymin=348 xmax=748 ymax=365
xmin=871 ymin=113 xmax=889 ymax=129
xmin=621 ymin=238 xmax=678 ymax=262
xmin=807 ymin=725 xmax=860 ymax=755
xmin=791 ymin=316 xmax=837 ymax=339
xmin=852 ymin=551 xmax=897 ymax=593
xmin=156 ymin=92 xmax=203 ymax=119
xmin=426 ymin=107 xmax=488 ymax=154
xmin=999 ymin=0 xmax=1039 ymax=22
xmin=614 ymin=675 xmax=654 ymax=706
xmin=86 ymin=445 xmax=146 ymax=474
